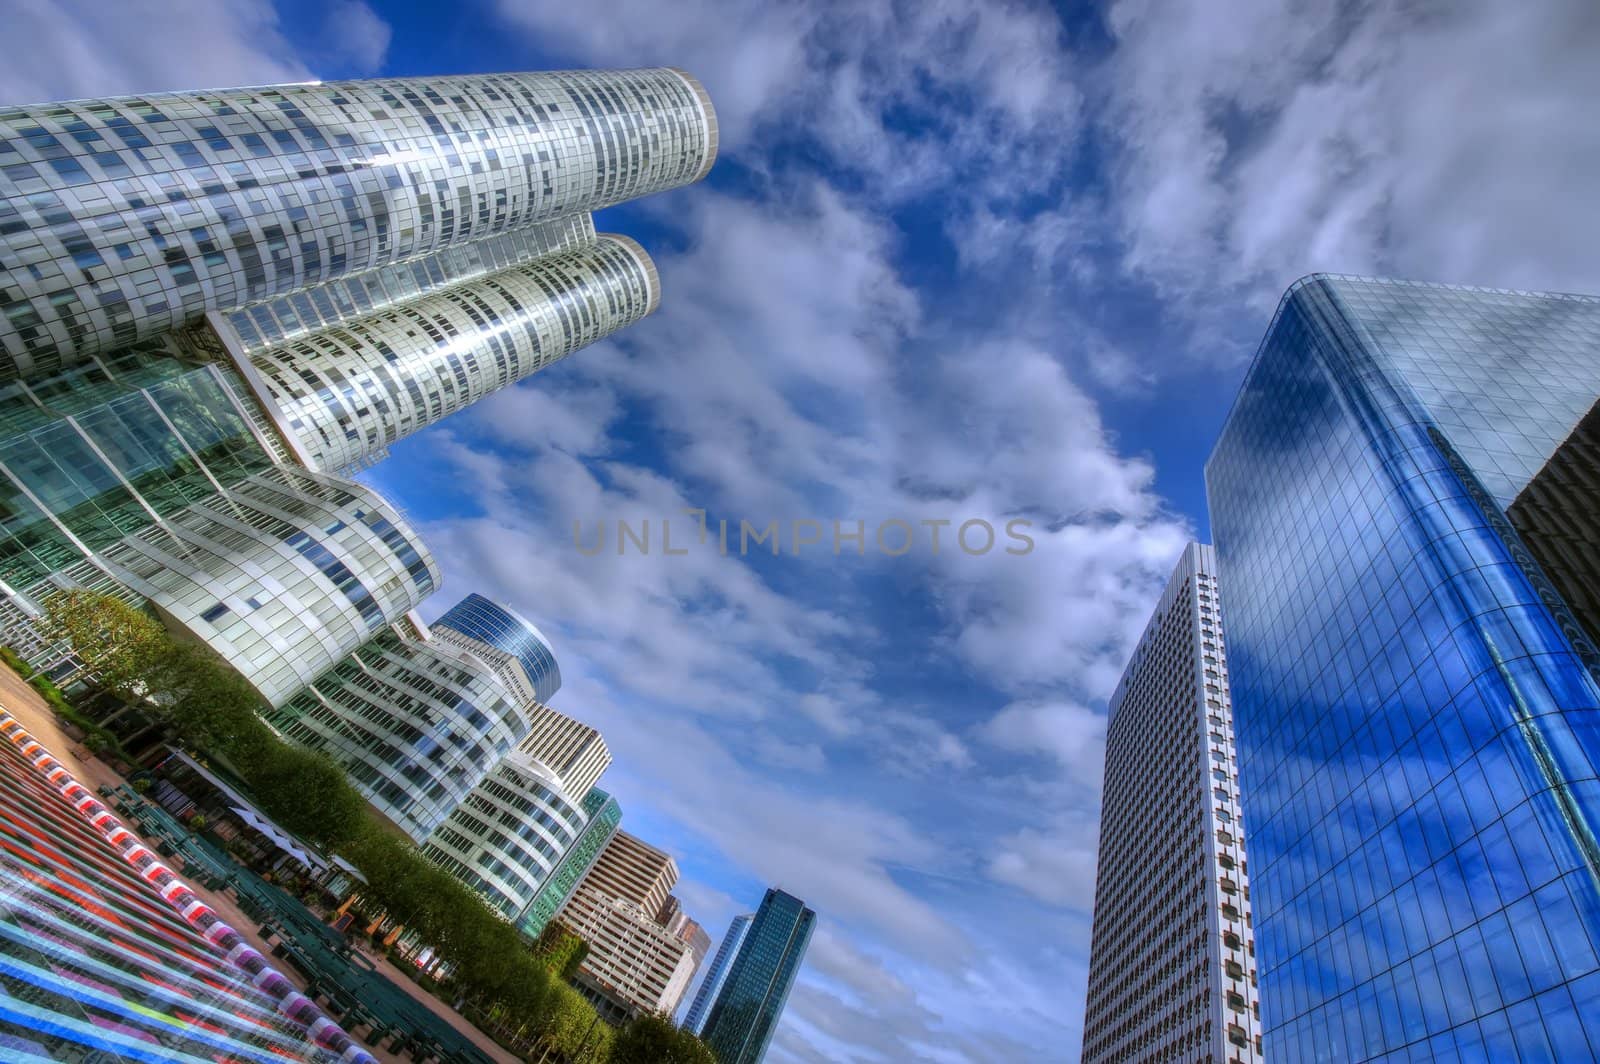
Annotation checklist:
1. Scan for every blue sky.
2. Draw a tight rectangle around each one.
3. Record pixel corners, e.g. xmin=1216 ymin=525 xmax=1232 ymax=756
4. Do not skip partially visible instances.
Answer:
xmin=5 ymin=1 xmax=1598 ymax=1059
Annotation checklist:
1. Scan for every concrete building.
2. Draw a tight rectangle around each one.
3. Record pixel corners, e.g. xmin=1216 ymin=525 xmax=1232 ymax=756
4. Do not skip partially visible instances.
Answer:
xmin=567 ymin=830 xmax=678 ymax=920
xmin=1081 ymin=543 xmax=1261 ymax=1064
xmin=559 ymin=888 xmax=699 ymax=1023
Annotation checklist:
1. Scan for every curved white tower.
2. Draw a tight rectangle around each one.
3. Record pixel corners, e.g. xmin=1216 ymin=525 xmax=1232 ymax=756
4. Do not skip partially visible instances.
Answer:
xmin=0 ymin=68 xmax=717 ymax=379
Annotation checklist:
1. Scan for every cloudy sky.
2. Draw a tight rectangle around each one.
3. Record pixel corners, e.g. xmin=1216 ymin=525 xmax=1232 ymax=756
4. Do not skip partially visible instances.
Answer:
xmin=5 ymin=0 xmax=1598 ymax=1058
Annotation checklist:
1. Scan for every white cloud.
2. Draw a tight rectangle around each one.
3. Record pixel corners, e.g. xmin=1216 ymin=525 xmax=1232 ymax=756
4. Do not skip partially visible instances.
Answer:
xmin=1103 ymin=0 xmax=1600 ymax=334
xmin=0 ymin=0 xmax=312 ymax=104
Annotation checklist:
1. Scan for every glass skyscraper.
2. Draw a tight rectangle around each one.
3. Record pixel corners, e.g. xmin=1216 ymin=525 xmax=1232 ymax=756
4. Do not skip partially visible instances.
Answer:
xmin=1208 ymin=275 xmax=1600 ymax=1060
xmin=685 ymin=912 xmax=754 ymax=1035
xmin=0 ymin=66 xmax=716 ymax=921
xmin=433 ymin=591 xmax=563 ymax=704
xmin=515 ymin=786 xmax=622 ymax=940
xmin=699 ymin=888 xmax=815 ymax=1064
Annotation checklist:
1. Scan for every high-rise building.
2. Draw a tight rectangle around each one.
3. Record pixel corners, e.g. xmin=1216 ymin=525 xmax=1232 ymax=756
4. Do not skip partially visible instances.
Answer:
xmin=559 ymin=889 xmax=699 ymax=1024
xmin=0 ymin=68 xmax=715 ymax=853
xmin=420 ymin=750 xmax=588 ymax=919
xmin=565 ymin=829 xmax=679 ymax=918
xmin=685 ymin=913 xmax=753 ymax=1035
xmin=432 ymin=593 xmax=563 ymax=703
xmin=699 ymin=888 xmax=814 ymax=1064
xmin=1081 ymin=543 xmax=1262 ymax=1063
xmin=261 ymin=611 xmax=533 ymax=841
xmin=515 ymin=786 xmax=621 ymax=940
xmin=1 ymin=69 xmax=716 ymax=381
xmin=1208 ymin=274 xmax=1600 ymax=1061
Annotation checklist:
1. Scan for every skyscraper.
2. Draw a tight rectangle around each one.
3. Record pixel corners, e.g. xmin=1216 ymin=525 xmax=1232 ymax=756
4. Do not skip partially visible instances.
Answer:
xmin=1208 ymin=275 xmax=1600 ymax=1060
xmin=699 ymin=888 xmax=814 ymax=1064
xmin=0 ymin=68 xmax=715 ymax=862
xmin=515 ymin=786 xmax=622 ymax=940
xmin=420 ymin=749 xmax=588 ymax=918
xmin=685 ymin=913 xmax=754 ymax=1035
xmin=1082 ymin=543 xmax=1262 ymax=1063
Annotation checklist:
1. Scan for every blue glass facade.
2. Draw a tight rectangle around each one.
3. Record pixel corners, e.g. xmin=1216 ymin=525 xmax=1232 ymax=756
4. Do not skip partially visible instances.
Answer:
xmin=700 ymin=889 xmax=814 ymax=1064
xmin=433 ymin=592 xmax=563 ymax=704
xmin=686 ymin=913 xmax=753 ymax=1034
xmin=1207 ymin=275 xmax=1600 ymax=1061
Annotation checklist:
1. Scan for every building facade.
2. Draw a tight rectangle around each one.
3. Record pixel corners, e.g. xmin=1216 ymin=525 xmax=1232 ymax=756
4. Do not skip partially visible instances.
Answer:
xmin=699 ymin=888 xmax=814 ymax=1064
xmin=685 ymin=913 xmax=753 ymax=1034
xmin=1208 ymin=275 xmax=1600 ymax=1061
xmin=1 ymin=69 xmax=717 ymax=379
xmin=563 ymin=829 xmax=679 ymax=919
xmin=1081 ymin=543 xmax=1262 ymax=1063
xmin=515 ymin=786 xmax=621 ymax=940
xmin=559 ymin=888 xmax=699 ymax=1024
xmin=420 ymin=750 xmax=588 ymax=919
xmin=0 ymin=66 xmax=716 ymax=872
xmin=261 ymin=614 xmax=532 ymax=842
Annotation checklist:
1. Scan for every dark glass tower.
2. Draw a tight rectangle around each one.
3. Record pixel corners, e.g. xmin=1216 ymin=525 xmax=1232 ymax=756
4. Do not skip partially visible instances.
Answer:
xmin=699 ymin=889 xmax=814 ymax=1064
xmin=1208 ymin=275 xmax=1600 ymax=1060
xmin=685 ymin=913 xmax=754 ymax=1034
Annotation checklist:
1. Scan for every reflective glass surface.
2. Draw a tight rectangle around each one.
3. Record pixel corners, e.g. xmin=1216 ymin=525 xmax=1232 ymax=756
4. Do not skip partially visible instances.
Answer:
xmin=514 ymin=788 xmax=621 ymax=940
xmin=1207 ymin=275 xmax=1600 ymax=1061
xmin=686 ymin=913 xmax=753 ymax=1036
xmin=700 ymin=888 xmax=814 ymax=1064
xmin=433 ymin=593 xmax=563 ymax=704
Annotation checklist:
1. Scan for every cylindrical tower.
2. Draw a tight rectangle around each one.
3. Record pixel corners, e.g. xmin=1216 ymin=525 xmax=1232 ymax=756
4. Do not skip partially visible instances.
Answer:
xmin=264 ymin=625 xmax=534 ymax=842
xmin=247 ymin=233 xmax=658 ymax=471
xmin=0 ymin=68 xmax=716 ymax=379
xmin=422 ymin=751 xmax=588 ymax=919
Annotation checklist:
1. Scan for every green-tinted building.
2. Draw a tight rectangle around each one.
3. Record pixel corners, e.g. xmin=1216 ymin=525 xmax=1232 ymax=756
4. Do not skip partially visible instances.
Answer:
xmin=515 ymin=786 xmax=622 ymax=940
xmin=700 ymin=888 xmax=814 ymax=1064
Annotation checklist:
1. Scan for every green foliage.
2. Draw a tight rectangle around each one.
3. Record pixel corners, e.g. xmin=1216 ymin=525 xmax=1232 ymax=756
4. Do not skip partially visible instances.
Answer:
xmin=1 ymin=645 xmax=35 ymax=679
xmin=533 ymin=923 xmax=590 ymax=980
xmin=38 ymin=591 xmax=614 ymax=1051
xmin=610 ymin=1014 xmax=716 ymax=1064
xmin=40 ymin=590 xmax=169 ymax=699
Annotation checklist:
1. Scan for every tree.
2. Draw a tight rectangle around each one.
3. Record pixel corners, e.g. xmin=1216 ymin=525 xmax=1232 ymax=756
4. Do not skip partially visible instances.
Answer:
xmin=40 ymin=590 xmax=169 ymax=700
xmin=244 ymin=743 xmax=369 ymax=849
xmin=151 ymin=641 xmax=273 ymax=759
xmin=534 ymin=923 xmax=590 ymax=980
xmin=609 ymin=1014 xmax=716 ymax=1064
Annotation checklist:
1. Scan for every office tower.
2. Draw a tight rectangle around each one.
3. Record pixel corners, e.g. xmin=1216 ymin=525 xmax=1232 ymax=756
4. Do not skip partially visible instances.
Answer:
xmin=559 ymin=890 xmax=700 ymax=1024
xmin=0 ymin=350 xmax=436 ymax=706
xmin=419 ymin=749 xmax=588 ymax=918
xmin=685 ymin=913 xmax=754 ymax=1035
xmin=432 ymin=593 xmax=613 ymax=797
xmin=699 ymin=888 xmax=815 ymax=1064
xmin=261 ymin=611 xmax=533 ymax=842
xmin=566 ymin=829 xmax=679 ymax=917
xmin=678 ymin=917 xmax=713 ymax=969
xmin=1 ymin=69 xmax=717 ymax=381
xmin=1081 ymin=543 xmax=1262 ymax=1063
xmin=432 ymin=592 xmax=563 ymax=702
xmin=0 ymin=67 xmax=713 ymax=841
xmin=1207 ymin=275 xmax=1600 ymax=1061
xmin=516 ymin=786 xmax=622 ymax=940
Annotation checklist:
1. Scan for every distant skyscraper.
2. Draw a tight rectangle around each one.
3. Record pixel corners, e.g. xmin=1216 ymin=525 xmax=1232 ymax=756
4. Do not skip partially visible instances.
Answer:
xmin=685 ymin=913 xmax=753 ymax=1035
xmin=430 ymin=592 xmax=563 ymax=703
xmin=699 ymin=889 xmax=814 ymax=1064
xmin=1082 ymin=543 xmax=1262 ymax=1063
xmin=1208 ymin=275 xmax=1600 ymax=1061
